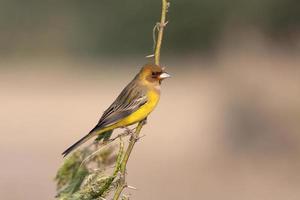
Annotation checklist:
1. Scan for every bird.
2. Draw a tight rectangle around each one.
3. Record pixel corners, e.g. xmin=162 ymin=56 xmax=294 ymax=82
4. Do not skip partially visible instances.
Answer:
xmin=62 ymin=63 xmax=170 ymax=157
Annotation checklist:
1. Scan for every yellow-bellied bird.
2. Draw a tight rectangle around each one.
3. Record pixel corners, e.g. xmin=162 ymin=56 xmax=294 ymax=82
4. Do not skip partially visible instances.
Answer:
xmin=62 ymin=64 xmax=170 ymax=157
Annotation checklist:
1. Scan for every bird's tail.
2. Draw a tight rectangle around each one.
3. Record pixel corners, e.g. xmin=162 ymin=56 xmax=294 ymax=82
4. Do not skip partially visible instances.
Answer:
xmin=62 ymin=126 xmax=101 ymax=157
xmin=62 ymin=131 xmax=96 ymax=157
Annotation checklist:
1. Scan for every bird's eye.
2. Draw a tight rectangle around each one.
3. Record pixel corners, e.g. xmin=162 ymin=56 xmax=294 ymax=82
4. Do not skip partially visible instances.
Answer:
xmin=152 ymin=72 xmax=156 ymax=76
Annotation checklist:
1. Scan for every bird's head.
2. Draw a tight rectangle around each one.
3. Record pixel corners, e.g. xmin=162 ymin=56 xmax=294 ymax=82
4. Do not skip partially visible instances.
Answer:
xmin=139 ymin=63 xmax=171 ymax=84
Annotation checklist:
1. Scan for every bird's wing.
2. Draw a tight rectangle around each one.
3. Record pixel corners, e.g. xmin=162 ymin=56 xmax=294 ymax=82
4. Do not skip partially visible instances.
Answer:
xmin=92 ymin=81 xmax=148 ymax=131
xmin=62 ymin=80 xmax=147 ymax=157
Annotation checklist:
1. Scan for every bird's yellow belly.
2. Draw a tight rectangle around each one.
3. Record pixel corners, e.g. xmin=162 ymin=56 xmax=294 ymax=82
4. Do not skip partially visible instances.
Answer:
xmin=115 ymin=90 xmax=160 ymax=127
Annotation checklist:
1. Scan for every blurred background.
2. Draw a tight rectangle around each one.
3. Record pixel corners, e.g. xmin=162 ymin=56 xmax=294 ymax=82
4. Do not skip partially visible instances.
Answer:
xmin=1 ymin=0 xmax=300 ymax=199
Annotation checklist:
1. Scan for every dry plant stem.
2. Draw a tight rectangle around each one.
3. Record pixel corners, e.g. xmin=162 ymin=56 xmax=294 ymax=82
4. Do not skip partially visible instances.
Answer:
xmin=154 ymin=0 xmax=168 ymax=66
xmin=113 ymin=0 xmax=168 ymax=199
xmin=112 ymin=121 xmax=144 ymax=200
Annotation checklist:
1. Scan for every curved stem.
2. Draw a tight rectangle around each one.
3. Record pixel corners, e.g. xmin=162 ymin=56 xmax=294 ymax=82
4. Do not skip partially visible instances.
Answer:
xmin=154 ymin=0 xmax=168 ymax=66
xmin=113 ymin=0 xmax=169 ymax=199
xmin=112 ymin=122 xmax=144 ymax=200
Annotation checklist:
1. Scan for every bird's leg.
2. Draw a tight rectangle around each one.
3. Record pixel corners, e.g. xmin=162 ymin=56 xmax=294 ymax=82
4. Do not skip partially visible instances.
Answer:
xmin=133 ymin=134 xmax=146 ymax=142
xmin=141 ymin=117 xmax=147 ymax=126
xmin=130 ymin=119 xmax=148 ymax=141
xmin=122 ymin=126 xmax=134 ymax=136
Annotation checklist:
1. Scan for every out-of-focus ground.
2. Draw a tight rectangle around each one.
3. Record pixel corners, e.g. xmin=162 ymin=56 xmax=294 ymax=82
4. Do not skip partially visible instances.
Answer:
xmin=1 ymin=37 xmax=300 ymax=199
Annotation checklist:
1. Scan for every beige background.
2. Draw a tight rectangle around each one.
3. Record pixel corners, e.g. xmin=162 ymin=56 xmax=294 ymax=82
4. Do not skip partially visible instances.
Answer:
xmin=1 ymin=40 xmax=300 ymax=199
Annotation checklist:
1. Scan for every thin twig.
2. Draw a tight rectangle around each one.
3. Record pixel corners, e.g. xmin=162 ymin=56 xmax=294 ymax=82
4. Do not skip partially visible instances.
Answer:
xmin=127 ymin=185 xmax=138 ymax=190
xmin=112 ymin=121 xmax=144 ymax=200
xmin=152 ymin=23 xmax=159 ymax=52
xmin=113 ymin=1 xmax=169 ymax=199
xmin=154 ymin=0 xmax=169 ymax=65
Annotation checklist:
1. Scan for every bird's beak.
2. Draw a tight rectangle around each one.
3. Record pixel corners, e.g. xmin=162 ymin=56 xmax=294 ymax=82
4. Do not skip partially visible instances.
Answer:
xmin=159 ymin=72 xmax=171 ymax=79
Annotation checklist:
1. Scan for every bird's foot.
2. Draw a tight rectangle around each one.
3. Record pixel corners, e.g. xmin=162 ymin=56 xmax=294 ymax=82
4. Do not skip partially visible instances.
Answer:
xmin=131 ymin=134 xmax=146 ymax=142
xmin=141 ymin=118 xmax=147 ymax=126
xmin=122 ymin=126 xmax=134 ymax=135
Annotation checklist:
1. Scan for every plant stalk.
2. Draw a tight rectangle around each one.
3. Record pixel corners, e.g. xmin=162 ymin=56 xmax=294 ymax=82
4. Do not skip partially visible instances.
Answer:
xmin=155 ymin=0 xmax=168 ymax=66
xmin=112 ymin=122 xmax=144 ymax=200
xmin=113 ymin=0 xmax=169 ymax=198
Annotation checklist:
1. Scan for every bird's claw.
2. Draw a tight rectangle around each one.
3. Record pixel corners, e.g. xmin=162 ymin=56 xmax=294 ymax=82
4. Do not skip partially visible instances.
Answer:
xmin=131 ymin=134 xmax=146 ymax=142
xmin=122 ymin=126 xmax=133 ymax=135
xmin=141 ymin=118 xmax=147 ymax=126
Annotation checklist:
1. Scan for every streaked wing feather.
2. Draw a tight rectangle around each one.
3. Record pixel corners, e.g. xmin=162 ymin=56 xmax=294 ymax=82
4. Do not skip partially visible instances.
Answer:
xmin=94 ymin=80 xmax=147 ymax=130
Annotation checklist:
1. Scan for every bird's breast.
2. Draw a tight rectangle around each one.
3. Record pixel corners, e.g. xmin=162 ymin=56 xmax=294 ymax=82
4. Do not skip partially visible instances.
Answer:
xmin=116 ymin=90 xmax=160 ymax=127
xmin=145 ymin=89 xmax=160 ymax=110
xmin=131 ymin=89 xmax=160 ymax=119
